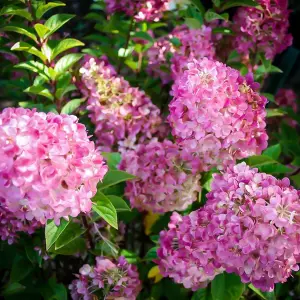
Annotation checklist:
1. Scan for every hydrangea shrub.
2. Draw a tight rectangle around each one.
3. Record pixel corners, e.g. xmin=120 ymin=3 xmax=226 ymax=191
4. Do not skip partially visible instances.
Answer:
xmin=0 ymin=0 xmax=299 ymax=299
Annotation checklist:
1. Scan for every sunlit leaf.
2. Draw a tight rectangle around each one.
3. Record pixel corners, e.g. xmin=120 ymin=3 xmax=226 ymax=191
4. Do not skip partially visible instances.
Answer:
xmin=11 ymin=41 xmax=47 ymax=62
xmin=36 ymin=1 xmax=66 ymax=19
xmin=51 ymin=38 xmax=84 ymax=59
xmin=44 ymin=14 xmax=74 ymax=38
xmin=92 ymin=191 xmax=118 ymax=229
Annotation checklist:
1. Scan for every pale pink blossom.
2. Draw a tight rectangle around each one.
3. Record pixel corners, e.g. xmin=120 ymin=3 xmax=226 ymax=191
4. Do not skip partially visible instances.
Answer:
xmin=168 ymin=58 xmax=268 ymax=172
xmin=0 ymin=108 xmax=107 ymax=224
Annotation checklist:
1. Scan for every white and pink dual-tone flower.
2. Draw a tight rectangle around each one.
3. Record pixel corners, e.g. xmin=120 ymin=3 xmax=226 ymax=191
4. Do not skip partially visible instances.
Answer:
xmin=79 ymin=55 xmax=166 ymax=152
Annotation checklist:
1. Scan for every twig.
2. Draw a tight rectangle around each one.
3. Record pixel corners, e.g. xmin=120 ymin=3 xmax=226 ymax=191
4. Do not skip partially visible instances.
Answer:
xmin=81 ymin=215 xmax=95 ymax=250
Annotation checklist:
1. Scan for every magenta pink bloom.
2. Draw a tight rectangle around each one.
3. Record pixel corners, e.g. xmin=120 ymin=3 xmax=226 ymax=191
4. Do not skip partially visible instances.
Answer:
xmin=0 ymin=108 xmax=108 ymax=224
xmin=206 ymin=162 xmax=300 ymax=291
xmin=105 ymin=0 xmax=170 ymax=22
xmin=119 ymin=139 xmax=201 ymax=213
xmin=168 ymin=58 xmax=268 ymax=172
xmin=275 ymin=88 xmax=297 ymax=112
xmin=146 ymin=25 xmax=215 ymax=84
xmin=0 ymin=198 xmax=40 ymax=245
xmin=69 ymin=256 xmax=142 ymax=300
xmin=158 ymin=162 xmax=300 ymax=291
xmin=232 ymin=0 xmax=292 ymax=60
xmin=157 ymin=211 xmax=224 ymax=290
xmin=79 ymin=56 xmax=166 ymax=152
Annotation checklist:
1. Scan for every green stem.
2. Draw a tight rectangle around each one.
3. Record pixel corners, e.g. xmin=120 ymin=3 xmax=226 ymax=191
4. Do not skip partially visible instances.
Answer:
xmin=117 ymin=17 xmax=134 ymax=73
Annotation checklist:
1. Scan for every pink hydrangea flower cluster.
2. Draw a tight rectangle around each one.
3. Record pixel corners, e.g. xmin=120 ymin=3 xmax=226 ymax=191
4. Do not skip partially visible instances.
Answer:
xmin=105 ymin=0 xmax=170 ymax=22
xmin=275 ymin=88 xmax=297 ymax=112
xmin=119 ymin=139 xmax=201 ymax=213
xmin=168 ymin=58 xmax=268 ymax=172
xmin=79 ymin=56 xmax=165 ymax=152
xmin=69 ymin=256 xmax=142 ymax=300
xmin=232 ymin=0 xmax=292 ymax=60
xmin=157 ymin=211 xmax=224 ymax=291
xmin=0 ymin=108 xmax=108 ymax=224
xmin=0 ymin=198 xmax=40 ymax=244
xmin=170 ymin=25 xmax=216 ymax=79
xmin=158 ymin=162 xmax=300 ymax=291
xmin=146 ymin=33 xmax=176 ymax=84
xmin=146 ymin=25 xmax=215 ymax=84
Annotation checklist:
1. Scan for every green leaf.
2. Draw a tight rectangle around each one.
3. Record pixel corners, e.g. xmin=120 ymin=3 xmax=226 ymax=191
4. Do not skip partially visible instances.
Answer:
xmin=46 ymin=278 xmax=68 ymax=300
xmin=51 ymin=38 xmax=84 ymax=60
xmin=55 ymin=222 xmax=84 ymax=250
xmin=260 ymin=53 xmax=271 ymax=71
xmin=247 ymin=155 xmax=277 ymax=167
xmin=259 ymin=163 xmax=292 ymax=174
xmin=97 ymin=170 xmax=136 ymax=190
xmin=34 ymin=24 xmax=50 ymax=39
xmin=0 ymin=5 xmax=33 ymax=21
xmin=211 ymin=273 xmax=245 ymax=300
xmin=11 ymin=41 xmax=47 ymax=62
xmin=45 ymin=219 xmax=70 ymax=251
xmin=10 ymin=256 xmax=33 ymax=283
xmin=205 ymin=10 xmax=229 ymax=22
xmin=248 ymin=284 xmax=266 ymax=299
xmin=192 ymin=288 xmax=213 ymax=300
xmin=19 ymin=101 xmax=44 ymax=111
xmin=44 ymin=14 xmax=74 ymax=37
xmin=54 ymin=53 xmax=83 ymax=74
xmin=261 ymin=93 xmax=275 ymax=103
xmin=120 ymin=249 xmax=139 ymax=263
xmin=61 ymin=98 xmax=84 ymax=114
xmin=266 ymin=108 xmax=286 ymax=117
xmin=212 ymin=0 xmax=221 ymax=7
xmin=93 ymin=239 xmax=119 ymax=257
xmin=170 ymin=37 xmax=181 ymax=47
xmin=270 ymin=65 xmax=283 ymax=73
xmin=125 ymin=59 xmax=139 ymax=71
xmin=212 ymin=27 xmax=234 ymax=35
xmin=144 ymin=247 xmax=158 ymax=260
xmin=101 ymin=152 xmax=121 ymax=170
xmin=15 ymin=61 xmax=51 ymax=80
xmin=263 ymin=144 xmax=281 ymax=160
xmin=133 ymin=31 xmax=154 ymax=42
xmin=185 ymin=17 xmax=202 ymax=29
xmin=221 ymin=0 xmax=259 ymax=11
xmin=53 ymin=237 xmax=86 ymax=255
xmin=36 ymin=1 xmax=66 ymax=19
xmin=1 ymin=25 xmax=37 ymax=42
xmin=92 ymin=191 xmax=118 ymax=229
xmin=55 ymin=84 xmax=76 ymax=100
xmin=2 ymin=282 xmax=26 ymax=296
xmin=107 ymin=195 xmax=131 ymax=212
xmin=190 ymin=0 xmax=205 ymax=15
xmin=24 ymin=85 xmax=54 ymax=100
xmin=248 ymin=284 xmax=275 ymax=300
